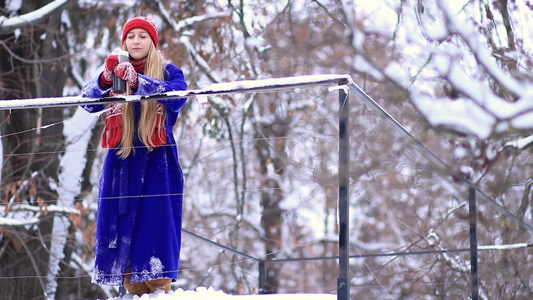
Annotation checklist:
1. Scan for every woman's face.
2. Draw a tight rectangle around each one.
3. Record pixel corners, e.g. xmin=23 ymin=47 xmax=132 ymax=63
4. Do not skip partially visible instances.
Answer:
xmin=124 ymin=28 xmax=152 ymax=61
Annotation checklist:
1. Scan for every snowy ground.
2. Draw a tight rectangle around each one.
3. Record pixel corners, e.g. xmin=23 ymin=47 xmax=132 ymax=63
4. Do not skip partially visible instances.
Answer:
xmin=108 ymin=287 xmax=336 ymax=300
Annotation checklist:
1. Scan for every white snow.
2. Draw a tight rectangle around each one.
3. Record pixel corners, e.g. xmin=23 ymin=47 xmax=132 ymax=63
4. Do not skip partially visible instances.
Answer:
xmin=438 ymin=2 xmax=523 ymax=96
xmin=0 ymin=216 xmax=40 ymax=225
xmin=478 ymin=243 xmax=530 ymax=250
xmin=150 ymin=257 xmax=164 ymax=276
xmin=107 ymin=287 xmax=335 ymax=300
xmin=46 ymin=214 xmax=68 ymax=299
xmin=411 ymin=93 xmax=495 ymax=139
xmin=168 ymin=9 xmax=232 ymax=33
xmin=420 ymin=14 xmax=449 ymax=41
xmin=384 ymin=62 xmax=411 ymax=88
xmin=0 ymin=0 xmax=68 ymax=31
xmin=6 ymin=0 xmax=22 ymax=12
xmin=505 ymin=134 xmax=533 ymax=149
xmin=352 ymin=55 xmax=383 ymax=81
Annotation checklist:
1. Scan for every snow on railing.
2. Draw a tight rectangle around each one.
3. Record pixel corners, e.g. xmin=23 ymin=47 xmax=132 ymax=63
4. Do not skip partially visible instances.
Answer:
xmin=0 ymin=74 xmax=353 ymax=110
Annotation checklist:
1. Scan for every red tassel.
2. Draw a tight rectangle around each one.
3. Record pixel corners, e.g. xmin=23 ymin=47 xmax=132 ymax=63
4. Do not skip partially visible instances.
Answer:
xmin=102 ymin=104 xmax=123 ymax=148
xmin=151 ymin=111 xmax=167 ymax=146
xmin=101 ymin=102 xmax=168 ymax=149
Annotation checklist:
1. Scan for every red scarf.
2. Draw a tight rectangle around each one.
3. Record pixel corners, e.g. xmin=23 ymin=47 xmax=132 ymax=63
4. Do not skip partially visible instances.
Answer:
xmin=101 ymin=59 xmax=167 ymax=149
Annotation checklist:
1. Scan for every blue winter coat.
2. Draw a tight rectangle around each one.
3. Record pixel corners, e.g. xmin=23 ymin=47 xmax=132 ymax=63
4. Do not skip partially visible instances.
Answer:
xmin=80 ymin=64 xmax=187 ymax=286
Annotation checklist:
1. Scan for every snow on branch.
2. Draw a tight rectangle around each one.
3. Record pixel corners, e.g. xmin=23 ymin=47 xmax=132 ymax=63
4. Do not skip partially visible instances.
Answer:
xmin=158 ymin=2 xmax=231 ymax=32
xmin=504 ymin=135 xmax=533 ymax=150
xmin=1 ymin=203 xmax=81 ymax=215
xmin=157 ymin=3 xmax=232 ymax=82
xmin=407 ymin=2 xmax=533 ymax=139
xmin=180 ymin=35 xmax=222 ymax=83
xmin=0 ymin=0 xmax=69 ymax=33
xmin=438 ymin=2 xmax=523 ymax=96
xmin=162 ymin=5 xmax=232 ymax=33
xmin=0 ymin=216 xmax=40 ymax=226
xmin=0 ymin=203 xmax=87 ymax=226
xmin=411 ymin=93 xmax=496 ymax=139
xmin=338 ymin=1 xmax=533 ymax=140
xmin=478 ymin=243 xmax=531 ymax=251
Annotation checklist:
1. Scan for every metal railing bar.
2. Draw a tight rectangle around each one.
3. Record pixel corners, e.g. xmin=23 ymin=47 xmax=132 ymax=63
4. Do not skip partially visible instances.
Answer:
xmin=0 ymin=74 xmax=352 ymax=110
xmin=182 ymin=229 xmax=262 ymax=262
xmin=261 ymin=242 xmax=533 ymax=264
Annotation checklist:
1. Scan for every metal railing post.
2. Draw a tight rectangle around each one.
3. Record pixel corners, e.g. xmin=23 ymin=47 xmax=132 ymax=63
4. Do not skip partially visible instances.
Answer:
xmin=258 ymin=260 xmax=266 ymax=294
xmin=338 ymin=88 xmax=350 ymax=300
xmin=469 ymin=187 xmax=479 ymax=300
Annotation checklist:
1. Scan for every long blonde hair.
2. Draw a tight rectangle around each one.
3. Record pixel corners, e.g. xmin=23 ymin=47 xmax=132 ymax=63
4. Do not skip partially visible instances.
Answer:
xmin=118 ymin=42 xmax=166 ymax=158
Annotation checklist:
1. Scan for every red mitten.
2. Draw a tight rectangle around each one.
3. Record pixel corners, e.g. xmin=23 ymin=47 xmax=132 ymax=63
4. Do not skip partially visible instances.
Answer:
xmin=114 ymin=62 xmax=138 ymax=89
xmin=100 ymin=55 xmax=119 ymax=87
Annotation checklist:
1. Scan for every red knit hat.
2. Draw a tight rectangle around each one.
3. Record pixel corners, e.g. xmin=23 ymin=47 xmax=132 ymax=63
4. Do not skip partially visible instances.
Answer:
xmin=122 ymin=16 xmax=159 ymax=47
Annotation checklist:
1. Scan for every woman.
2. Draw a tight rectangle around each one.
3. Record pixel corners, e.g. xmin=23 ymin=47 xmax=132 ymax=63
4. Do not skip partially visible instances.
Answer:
xmin=80 ymin=16 xmax=187 ymax=296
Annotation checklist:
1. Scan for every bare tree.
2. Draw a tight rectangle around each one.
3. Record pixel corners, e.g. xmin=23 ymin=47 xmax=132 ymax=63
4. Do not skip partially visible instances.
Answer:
xmin=0 ymin=1 xmax=70 ymax=299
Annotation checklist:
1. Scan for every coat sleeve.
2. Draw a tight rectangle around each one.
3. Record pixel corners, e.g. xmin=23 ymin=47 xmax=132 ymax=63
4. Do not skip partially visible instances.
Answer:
xmin=79 ymin=73 xmax=111 ymax=113
xmin=136 ymin=64 xmax=188 ymax=113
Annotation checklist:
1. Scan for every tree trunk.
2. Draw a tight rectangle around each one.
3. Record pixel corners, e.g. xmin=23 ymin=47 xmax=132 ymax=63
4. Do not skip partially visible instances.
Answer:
xmin=254 ymin=117 xmax=289 ymax=294
xmin=0 ymin=1 xmax=68 ymax=298
xmin=55 ymin=117 xmax=105 ymax=299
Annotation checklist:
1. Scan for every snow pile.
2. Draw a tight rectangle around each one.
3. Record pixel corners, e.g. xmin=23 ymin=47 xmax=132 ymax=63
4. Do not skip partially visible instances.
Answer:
xmin=107 ymin=287 xmax=335 ymax=300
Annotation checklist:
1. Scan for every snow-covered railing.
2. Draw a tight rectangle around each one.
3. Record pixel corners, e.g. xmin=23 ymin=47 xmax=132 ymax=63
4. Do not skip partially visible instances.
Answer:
xmin=0 ymin=75 xmax=352 ymax=110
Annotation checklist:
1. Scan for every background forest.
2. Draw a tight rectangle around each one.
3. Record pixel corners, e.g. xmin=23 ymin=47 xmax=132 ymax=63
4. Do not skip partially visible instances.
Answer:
xmin=0 ymin=0 xmax=532 ymax=299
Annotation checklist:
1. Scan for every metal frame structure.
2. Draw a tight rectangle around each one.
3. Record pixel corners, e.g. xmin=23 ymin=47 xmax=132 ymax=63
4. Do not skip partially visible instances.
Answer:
xmin=1 ymin=74 xmax=532 ymax=300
